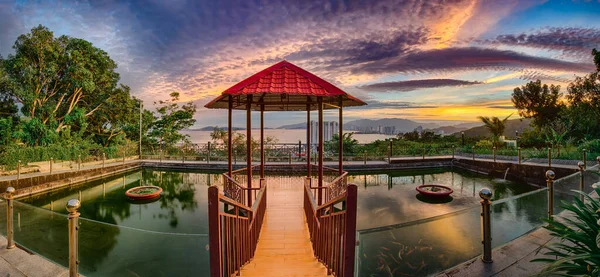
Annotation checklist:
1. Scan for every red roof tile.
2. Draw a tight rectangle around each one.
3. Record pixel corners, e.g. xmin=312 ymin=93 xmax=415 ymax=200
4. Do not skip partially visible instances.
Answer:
xmin=205 ymin=60 xmax=366 ymax=111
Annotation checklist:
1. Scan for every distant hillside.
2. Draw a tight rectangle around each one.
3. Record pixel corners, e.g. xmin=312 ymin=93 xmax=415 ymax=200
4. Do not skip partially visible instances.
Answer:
xmin=345 ymin=118 xmax=439 ymax=133
xmin=188 ymin=126 xmax=244 ymax=131
xmin=457 ymin=118 xmax=532 ymax=138
xmin=277 ymin=118 xmax=438 ymax=132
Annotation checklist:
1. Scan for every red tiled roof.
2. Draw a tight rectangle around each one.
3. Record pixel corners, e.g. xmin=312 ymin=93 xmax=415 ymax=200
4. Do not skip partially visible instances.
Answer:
xmin=205 ymin=60 xmax=366 ymax=111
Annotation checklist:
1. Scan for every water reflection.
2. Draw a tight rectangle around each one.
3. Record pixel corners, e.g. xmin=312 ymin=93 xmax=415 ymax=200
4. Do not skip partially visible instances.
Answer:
xmin=350 ymin=168 xmax=535 ymax=230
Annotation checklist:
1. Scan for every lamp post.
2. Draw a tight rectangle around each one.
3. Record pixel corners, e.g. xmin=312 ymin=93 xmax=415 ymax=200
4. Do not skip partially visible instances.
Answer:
xmin=461 ymin=131 xmax=465 ymax=146
xmin=546 ymin=170 xmax=555 ymax=218
xmin=578 ymin=161 xmax=585 ymax=202
xmin=515 ymin=130 xmax=519 ymax=149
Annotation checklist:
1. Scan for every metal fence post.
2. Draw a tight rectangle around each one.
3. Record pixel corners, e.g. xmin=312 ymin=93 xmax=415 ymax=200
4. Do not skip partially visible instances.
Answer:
xmin=5 ymin=187 xmax=15 ymax=249
xmin=102 ymin=153 xmax=105 ymax=168
xmin=363 ymin=151 xmax=367 ymax=165
xmin=67 ymin=199 xmax=81 ymax=277
xmin=546 ymin=170 xmax=555 ymax=219
xmin=578 ymin=161 xmax=585 ymax=202
xmin=422 ymin=147 xmax=425 ymax=160
xmin=548 ymin=147 xmax=552 ymax=168
xmin=583 ymin=149 xmax=587 ymax=169
xmin=472 ymin=146 xmax=475 ymax=161
xmin=50 ymin=158 xmax=53 ymax=175
xmin=452 ymin=146 xmax=455 ymax=159
xmin=388 ymin=140 xmax=392 ymax=163
xmin=479 ymin=188 xmax=492 ymax=263
xmin=77 ymin=155 xmax=81 ymax=171
xmin=518 ymin=147 xmax=521 ymax=164
xmin=493 ymin=147 xmax=496 ymax=163
xmin=159 ymin=149 xmax=163 ymax=163
xmin=207 ymin=142 xmax=211 ymax=164
xmin=289 ymin=151 xmax=292 ymax=165
xmin=122 ymin=151 xmax=125 ymax=165
xmin=17 ymin=160 xmax=21 ymax=180
xmin=182 ymin=148 xmax=185 ymax=164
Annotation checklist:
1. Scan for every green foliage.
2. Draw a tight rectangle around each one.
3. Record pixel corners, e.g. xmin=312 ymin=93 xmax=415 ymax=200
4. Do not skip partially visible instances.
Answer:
xmin=518 ymin=128 xmax=547 ymax=148
xmin=326 ymin=133 xmax=359 ymax=155
xmin=1 ymin=25 xmax=139 ymax=146
xmin=475 ymin=140 xmax=494 ymax=148
xmin=477 ymin=114 xmax=511 ymax=146
xmin=532 ymin=189 xmax=600 ymax=276
xmin=149 ymin=92 xmax=196 ymax=147
xmin=578 ymin=139 xmax=600 ymax=153
xmin=512 ymin=80 xmax=563 ymax=128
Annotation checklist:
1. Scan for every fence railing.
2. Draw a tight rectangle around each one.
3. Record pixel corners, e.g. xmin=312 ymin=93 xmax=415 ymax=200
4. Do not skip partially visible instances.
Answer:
xmin=303 ymin=175 xmax=357 ymax=277
xmin=208 ymin=175 xmax=267 ymax=277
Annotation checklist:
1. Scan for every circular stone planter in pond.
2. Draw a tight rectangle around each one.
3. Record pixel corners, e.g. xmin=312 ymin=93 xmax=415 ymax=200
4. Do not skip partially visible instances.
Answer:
xmin=125 ymin=186 xmax=163 ymax=201
xmin=416 ymin=184 xmax=453 ymax=198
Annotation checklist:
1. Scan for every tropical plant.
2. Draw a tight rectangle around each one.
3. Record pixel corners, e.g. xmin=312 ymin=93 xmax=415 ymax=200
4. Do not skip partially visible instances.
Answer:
xmin=477 ymin=114 xmax=512 ymax=147
xmin=532 ymin=188 xmax=600 ymax=276
xmin=326 ymin=133 xmax=359 ymax=155
xmin=544 ymin=120 xmax=571 ymax=157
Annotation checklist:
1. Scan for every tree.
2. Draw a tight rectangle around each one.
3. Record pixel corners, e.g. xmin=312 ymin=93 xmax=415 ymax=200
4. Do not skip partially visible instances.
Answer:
xmin=326 ymin=133 xmax=359 ymax=155
xmin=563 ymin=49 xmax=600 ymax=139
xmin=512 ymin=80 xmax=563 ymax=128
xmin=2 ymin=25 xmax=135 ymax=145
xmin=477 ymin=114 xmax=511 ymax=147
xmin=149 ymin=92 xmax=196 ymax=147
xmin=0 ymin=64 xmax=18 ymax=146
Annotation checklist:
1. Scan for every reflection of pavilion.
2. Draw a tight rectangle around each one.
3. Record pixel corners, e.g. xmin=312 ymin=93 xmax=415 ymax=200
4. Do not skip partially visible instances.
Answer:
xmin=205 ymin=60 xmax=366 ymax=276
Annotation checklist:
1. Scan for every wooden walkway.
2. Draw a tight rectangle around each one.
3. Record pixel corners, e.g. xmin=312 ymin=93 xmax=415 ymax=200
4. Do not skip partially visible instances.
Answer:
xmin=240 ymin=181 xmax=327 ymax=277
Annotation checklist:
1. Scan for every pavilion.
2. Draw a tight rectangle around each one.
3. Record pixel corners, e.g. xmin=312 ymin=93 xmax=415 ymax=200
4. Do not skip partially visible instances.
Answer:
xmin=205 ymin=60 xmax=366 ymax=277
xmin=205 ymin=60 xmax=366 ymax=205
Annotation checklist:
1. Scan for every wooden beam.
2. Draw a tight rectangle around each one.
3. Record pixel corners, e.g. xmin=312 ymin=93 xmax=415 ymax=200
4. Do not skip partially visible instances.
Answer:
xmin=247 ymin=95 xmax=253 ymax=207
xmin=306 ymin=101 xmax=311 ymax=179
xmin=339 ymin=96 xmax=343 ymax=174
xmin=228 ymin=95 xmax=233 ymax=177
xmin=318 ymin=96 xmax=324 ymax=206
xmin=260 ymin=103 xmax=265 ymax=179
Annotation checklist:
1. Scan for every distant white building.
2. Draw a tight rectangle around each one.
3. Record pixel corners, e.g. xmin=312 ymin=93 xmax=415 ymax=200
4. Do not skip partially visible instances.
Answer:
xmin=383 ymin=126 xmax=396 ymax=135
xmin=310 ymin=121 xmax=339 ymax=142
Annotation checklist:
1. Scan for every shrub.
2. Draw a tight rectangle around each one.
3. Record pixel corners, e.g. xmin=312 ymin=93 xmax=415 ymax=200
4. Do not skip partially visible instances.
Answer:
xmin=532 ymin=189 xmax=600 ymax=276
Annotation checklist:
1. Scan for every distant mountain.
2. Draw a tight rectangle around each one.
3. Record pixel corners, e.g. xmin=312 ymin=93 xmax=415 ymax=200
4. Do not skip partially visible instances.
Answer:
xmin=277 ymin=118 xmax=440 ymax=133
xmin=429 ymin=122 xmax=482 ymax=135
xmin=277 ymin=122 xmax=307 ymax=129
xmin=187 ymin=126 xmax=244 ymax=131
xmin=457 ymin=118 xmax=532 ymax=138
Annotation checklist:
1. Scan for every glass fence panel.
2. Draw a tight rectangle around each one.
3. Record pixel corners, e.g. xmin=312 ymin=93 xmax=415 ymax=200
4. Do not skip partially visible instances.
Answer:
xmin=78 ymin=218 xmax=209 ymax=277
xmin=356 ymin=206 xmax=481 ymax=277
xmin=12 ymin=200 xmax=69 ymax=267
xmin=491 ymin=188 xmax=549 ymax=248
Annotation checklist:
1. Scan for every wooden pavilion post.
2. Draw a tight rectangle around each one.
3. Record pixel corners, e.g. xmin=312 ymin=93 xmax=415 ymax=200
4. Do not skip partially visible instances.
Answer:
xmin=306 ymin=101 xmax=311 ymax=179
xmin=260 ymin=103 xmax=265 ymax=179
xmin=338 ymin=96 xmax=343 ymax=174
xmin=247 ymin=95 xmax=253 ymax=206
xmin=318 ymin=97 xmax=324 ymax=206
xmin=228 ymin=96 xmax=233 ymax=177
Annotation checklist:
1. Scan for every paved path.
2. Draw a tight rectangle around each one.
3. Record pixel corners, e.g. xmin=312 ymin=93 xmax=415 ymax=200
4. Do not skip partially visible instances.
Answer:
xmin=240 ymin=181 xmax=327 ymax=277
xmin=0 ymin=235 xmax=68 ymax=277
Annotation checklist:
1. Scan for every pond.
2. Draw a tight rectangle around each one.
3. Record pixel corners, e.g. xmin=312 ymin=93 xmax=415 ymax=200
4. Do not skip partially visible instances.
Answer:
xmin=3 ymin=167 xmax=569 ymax=276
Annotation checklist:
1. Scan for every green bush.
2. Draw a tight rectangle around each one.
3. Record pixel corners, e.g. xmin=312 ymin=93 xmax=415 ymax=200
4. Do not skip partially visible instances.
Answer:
xmin=532 ymin=189 xmax=600 ymax=276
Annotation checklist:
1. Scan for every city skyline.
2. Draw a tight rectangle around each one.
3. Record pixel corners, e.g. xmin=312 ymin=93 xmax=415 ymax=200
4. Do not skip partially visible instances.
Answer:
xmin=1 ymin=0 xmax=599 ymax=126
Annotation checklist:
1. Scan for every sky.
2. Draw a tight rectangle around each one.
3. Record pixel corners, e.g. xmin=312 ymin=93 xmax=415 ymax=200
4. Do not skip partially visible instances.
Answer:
xmin=1 ymin=0 xmax=599 ymax=128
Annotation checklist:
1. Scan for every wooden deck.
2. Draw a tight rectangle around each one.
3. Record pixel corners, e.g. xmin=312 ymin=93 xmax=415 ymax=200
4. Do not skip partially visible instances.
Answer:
xmin=240 ymin=181 xmax=327 ymax=277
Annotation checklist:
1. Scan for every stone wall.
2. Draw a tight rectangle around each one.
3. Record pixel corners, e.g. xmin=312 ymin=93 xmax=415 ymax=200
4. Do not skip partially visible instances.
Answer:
xmin=0 ymin=162 xmax=141 ymax=198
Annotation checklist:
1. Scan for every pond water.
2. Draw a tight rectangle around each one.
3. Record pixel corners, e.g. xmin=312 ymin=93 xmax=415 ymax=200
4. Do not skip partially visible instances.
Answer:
xmin=6 ymin=167 xmax=569 ymax=277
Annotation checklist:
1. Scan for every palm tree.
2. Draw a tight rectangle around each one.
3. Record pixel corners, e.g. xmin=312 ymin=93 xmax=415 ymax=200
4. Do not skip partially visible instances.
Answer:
xmin=477 ymin=114 xmax=512 ymax=147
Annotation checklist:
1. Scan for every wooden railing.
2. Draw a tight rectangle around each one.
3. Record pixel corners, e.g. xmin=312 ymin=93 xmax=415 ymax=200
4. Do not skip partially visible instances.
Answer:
xmin=304 ymin=176 xmax=358 ymax=277
xmin=208 ymin=179 xmax=267 ymax=277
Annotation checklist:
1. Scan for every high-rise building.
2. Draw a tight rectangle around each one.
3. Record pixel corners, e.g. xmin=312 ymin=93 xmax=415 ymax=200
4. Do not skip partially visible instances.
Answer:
xmin=310 ymin=121 xmax=339 ymax=143
xmin=383 ymin=126 xmax=396 ymax=135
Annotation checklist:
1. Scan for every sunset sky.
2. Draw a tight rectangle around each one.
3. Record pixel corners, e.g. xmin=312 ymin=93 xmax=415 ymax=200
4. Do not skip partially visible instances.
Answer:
xmin=1 ymin=0 xmax=599 ymax=127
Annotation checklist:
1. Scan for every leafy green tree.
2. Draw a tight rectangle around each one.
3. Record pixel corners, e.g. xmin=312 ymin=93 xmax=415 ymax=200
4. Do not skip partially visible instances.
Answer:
xmin=477 ymin=114 xmax=511 ymax=147
xmin=402 ymin=131 xmax=420 ymax=141
xmin=149 ymin=92 xmax=196 ymax=147
xmin=564 ymin=49 xmax=600 ymax=139
xmin=512 ymin=80 xmax=563 ymax=128
xmin=326 ymin=133 xmax=359 ymax=155
xmin=2 ymin=25 xmax=135 ymax=145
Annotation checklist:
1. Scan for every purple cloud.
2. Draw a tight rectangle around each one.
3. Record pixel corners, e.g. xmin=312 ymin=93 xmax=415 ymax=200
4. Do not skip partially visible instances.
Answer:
xmin=360 ymin=79 xmax=483 ymax=92
xmin=352 ymin=47 xmax=595 ymax=75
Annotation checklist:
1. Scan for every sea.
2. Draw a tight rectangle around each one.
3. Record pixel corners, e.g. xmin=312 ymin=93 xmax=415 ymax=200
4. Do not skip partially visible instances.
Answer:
xmin=181 ymin=129 xmax=394 ymax=144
